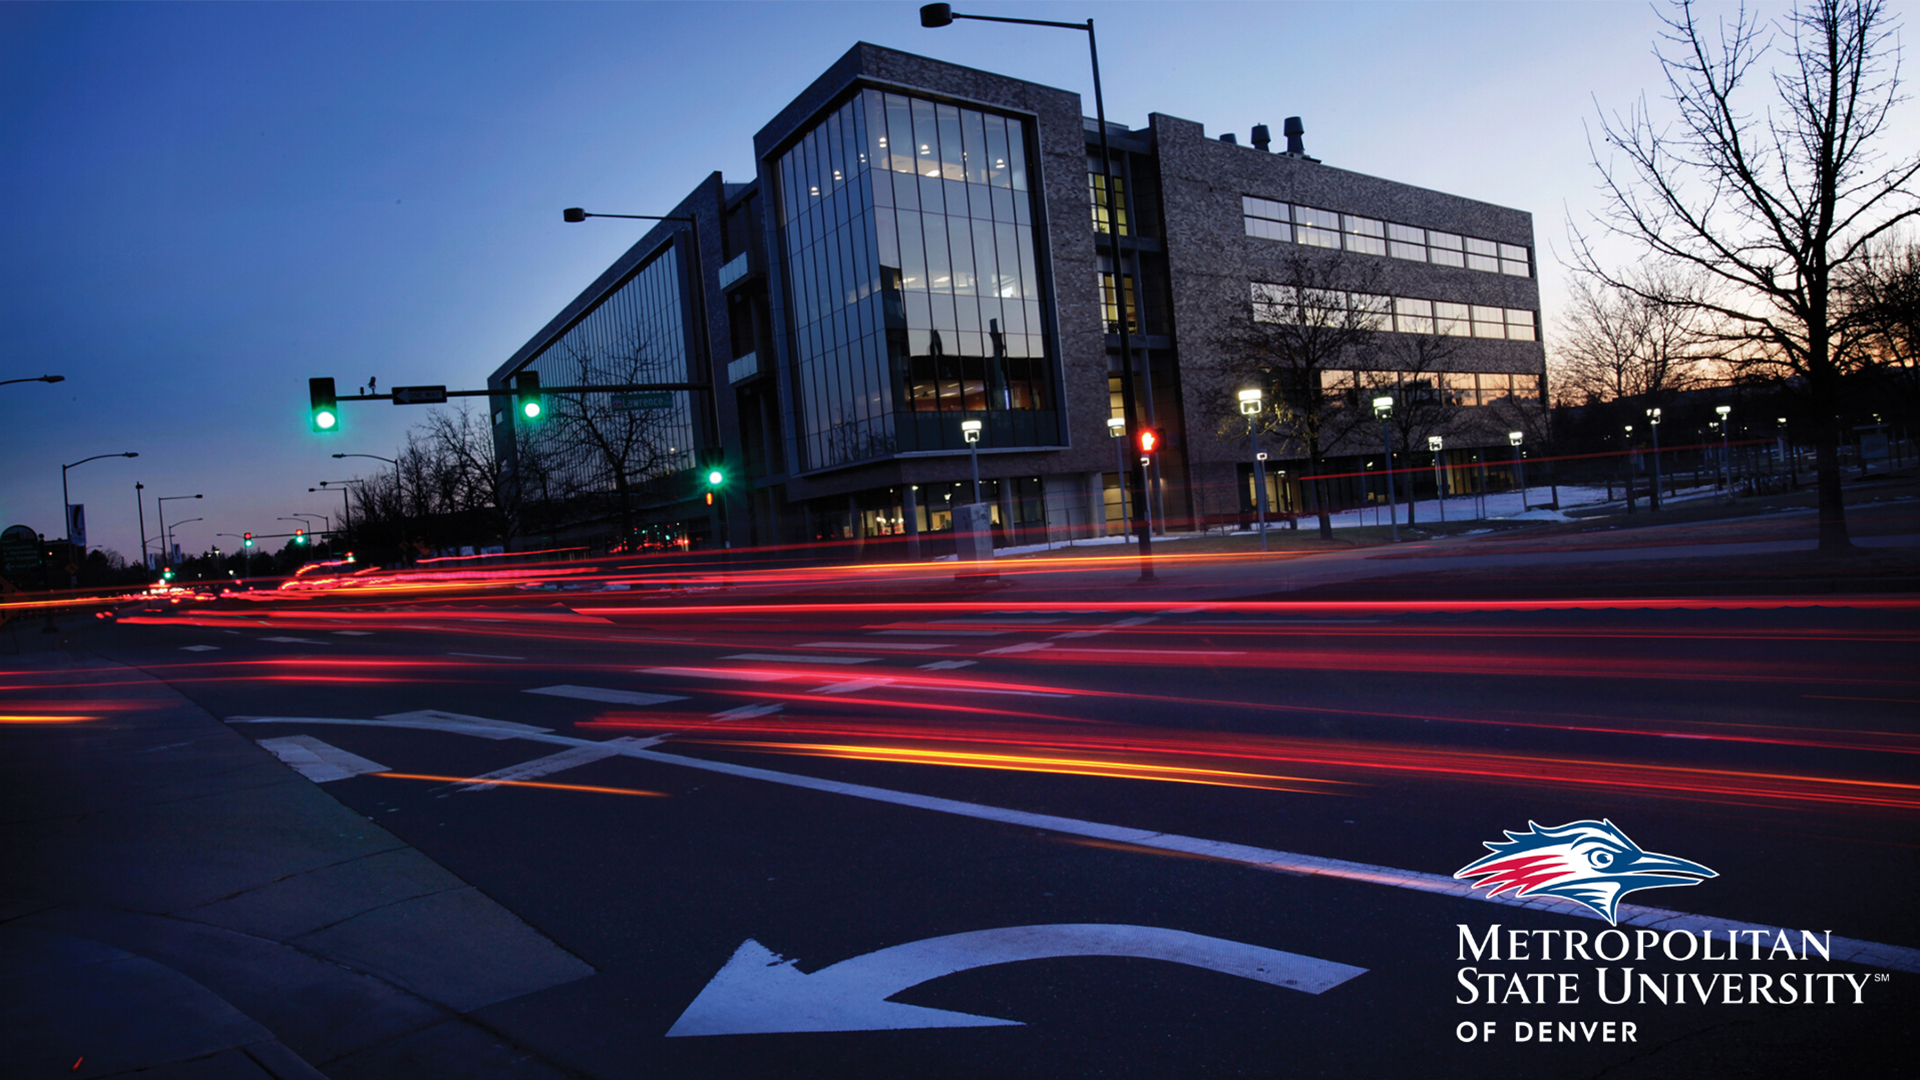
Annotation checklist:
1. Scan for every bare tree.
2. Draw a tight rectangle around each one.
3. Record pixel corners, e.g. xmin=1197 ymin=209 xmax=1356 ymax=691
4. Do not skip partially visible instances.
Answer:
xmin=1554 ymin=271 xmax=1715 ymax=404
xmin=1207 ymin=252 xmax=1386 ymax=538
xmin=1576 ymin=0 xmax=1920 ymax=549
xmin=423 ymin=404 xmax=555 ymax=550
xmin=542 ymin=338 xmax=690 ymax=541
xmin=1360 ymin=330 xmax=1465 ymax=525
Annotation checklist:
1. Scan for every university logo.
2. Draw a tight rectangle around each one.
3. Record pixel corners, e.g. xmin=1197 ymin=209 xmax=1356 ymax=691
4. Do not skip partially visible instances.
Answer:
xmin=1454 ymin=820 xmax=1717 ymax=925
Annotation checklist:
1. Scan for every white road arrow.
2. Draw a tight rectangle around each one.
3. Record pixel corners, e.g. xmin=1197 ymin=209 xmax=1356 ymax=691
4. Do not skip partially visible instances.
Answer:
xmin=665 ymin=924 xmax=1366 ymax=1037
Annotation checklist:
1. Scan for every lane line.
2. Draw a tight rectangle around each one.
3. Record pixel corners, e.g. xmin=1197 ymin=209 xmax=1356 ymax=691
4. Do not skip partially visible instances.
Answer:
xmin=451 ymin=737 xmax=658 ymax=792
xmin=450 ymin=651 xmax=527 ymax=660
xmin=813 ymin=679 xmax=892 ymax=695
xmin=180 ymin=645 xmax=220 ymax=652
xmin=256 ymin=735 xmax=389 ymax=783
xmin=979 ymin=642 xmax=1052 ymax=656
xmin=712 ymin=704 xmax=784 ymax=720
xmin=261 ymin=636 xmax=328 ymax=644
xmin=526 ymin=685 xmax=688 ymax=706
xmin=332 ymin=631 xmax=375 ymax=636
xmin=919 ymin=660 xmax=976 ymax=670
xmin=642 ymin=667 xmax=794 ymax=683
xmin=870 ymin=629 xmax=1006 ymax=638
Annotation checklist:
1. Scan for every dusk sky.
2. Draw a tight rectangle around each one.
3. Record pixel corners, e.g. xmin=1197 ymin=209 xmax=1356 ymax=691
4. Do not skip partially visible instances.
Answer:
xmin=5 ymin=1 xmax=1909 ymax=567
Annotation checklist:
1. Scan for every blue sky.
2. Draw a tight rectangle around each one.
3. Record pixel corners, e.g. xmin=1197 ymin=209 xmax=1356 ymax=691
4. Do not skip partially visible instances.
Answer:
xmin=3 ymin=1 xmax=1900 ymax=567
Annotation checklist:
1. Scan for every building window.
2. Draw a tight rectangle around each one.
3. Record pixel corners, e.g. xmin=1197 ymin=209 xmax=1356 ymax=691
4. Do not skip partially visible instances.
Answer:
xmin=1434 ymin=301 xmax=1471 ymax=336
xmin=1099 ymin=265 xmax=1138 ymax=333
xmin=1393 ymin=296 xmax=1434 ymax=334
xmin=1499 ymin=243 xmax=1531 ymax=277
xmin=1241 ymin=196 xmax=1532 ymax=278
xmin=1344 ymin=215 xmax=1387 ymax=257
xmin=1505 ymin=307 xmax=1537 ymax=341
xmin=1427 ymin=231 xmax=1466 ymax=268
xmin=1242 ymin=196 xmax=1290 ymax=241
xmin=1092 ymin=173 xmax=1129 ymax=235
xmin=1260 ymin=285 xmax=1537 ymax=343
xmin=779 ymin=88 xmax=1058 ymax=470
xmin=1293 ymin=205 xmax=1342 ymax=249
xmin=1388 ymin=222 xmax=1427 ymax=262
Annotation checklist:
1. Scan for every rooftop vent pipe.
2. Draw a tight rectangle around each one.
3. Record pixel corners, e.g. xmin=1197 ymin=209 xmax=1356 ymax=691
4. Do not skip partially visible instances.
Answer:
xmin=1219 ymin=132 xmax=1237 ymax=145
xmin=1284 ymin=117 xmax=1306 ymax=156
xmin=1251 ymin=124 xmax=1271 ymax=152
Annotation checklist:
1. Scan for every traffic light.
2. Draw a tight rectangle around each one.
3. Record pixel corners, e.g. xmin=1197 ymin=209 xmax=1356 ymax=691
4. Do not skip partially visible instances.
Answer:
xmin=294 ymin=528 xmax=307 ymax=545
xmin=1137 ymin=427 xmax=1161 ymax=455
xmin=243 ymin=533 xmax=254 ymax=547
xmin=699 ymin=448 xmax=725 ymax=505
xmin=309 ymin=377 xmax=338 ymax=432
xmin=514 ymin=371 xmax=543 ymax=422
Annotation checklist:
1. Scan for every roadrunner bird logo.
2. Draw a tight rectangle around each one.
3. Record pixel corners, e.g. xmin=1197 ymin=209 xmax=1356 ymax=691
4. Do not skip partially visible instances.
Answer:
xmin=1454 ymin=820 xmax=1717 ymax=925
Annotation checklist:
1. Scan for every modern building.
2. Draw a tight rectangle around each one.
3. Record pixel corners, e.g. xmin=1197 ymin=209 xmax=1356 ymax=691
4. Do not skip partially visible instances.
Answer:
xmin=490 ymin=43 xmax=1547 ymax=554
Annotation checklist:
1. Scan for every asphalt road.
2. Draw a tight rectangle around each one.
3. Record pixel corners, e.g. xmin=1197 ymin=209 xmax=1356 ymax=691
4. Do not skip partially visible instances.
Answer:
xmin=44 ymin=582 xmax=1914 ymax=1079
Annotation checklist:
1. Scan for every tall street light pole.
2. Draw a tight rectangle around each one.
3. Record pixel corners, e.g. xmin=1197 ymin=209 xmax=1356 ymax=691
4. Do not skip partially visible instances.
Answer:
xmin=60 ymin=452 xmax=139 ymax=585
xmin=961 ymin=420 xmax=984 ymax=504
xmin=135 ymin=482 xmax=149 ymax=575
xmin=1238 ymin=389 xmax=1267 ymax=550
xmin=1371 ymin=396 xmax=1398 ymax=541
xmin=1106 ymin=417 xmax=1129 ymax=535
xmin=1428 ymin=436 xmax=1445 ymax=523
xmin=314 ymin=481 xmax=363 ymax=535
xmin=1716 ymin=404 xmax=1733 ymax=493
xmin=922 ymin=2 xmax=1153 ymax=581
xmin=1509 ymin=430 xmax=1527 ymax=512
xmin=1645 ymin=407 xmax=1662 ymax=511
xmin=156 ymin=494 xmax=202 ymax=571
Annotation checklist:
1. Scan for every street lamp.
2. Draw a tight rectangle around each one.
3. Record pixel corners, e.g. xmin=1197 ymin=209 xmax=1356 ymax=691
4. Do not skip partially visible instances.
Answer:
xmin=313 ymin=481 xmax=363 ymax=533
xmin=156 ymin=494 xmax=202 ymax=571
xmin=1728 ymin=401 xmax=1743 ymax=490
xmin=335 ymin=452 xmax=406 ymax=560
xmin=1645 ymin=407 xmax=1662 ymax=511
xmin=923 ymin=1 xmax=1152 ymax=580
xmin=60 ymin=451 xmax=139 ymax=586
xmin=1372 ymin=395 xmax=1398 ymax=541
xmin=2 ymin=374 xmax=65 ymax=387
xmin=1428 ymin=435 xmax=1445 ymax=524
xmin=166 ymin=518 xmax=203 ymax=565
xmin=1508 ymin=430 xmax=1526 ymax=512
xmin=1238 ymin=388 xmax=1269 ymax=550
xmin=961 ymin=419 xmax=984 ymax=504
xmin=1106 ymin=417 xmax=1129 ymax=534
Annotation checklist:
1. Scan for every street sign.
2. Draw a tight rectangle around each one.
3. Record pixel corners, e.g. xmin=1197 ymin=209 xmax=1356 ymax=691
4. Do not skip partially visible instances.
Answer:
xmin=1 ymin=524 xmax=44 ymax=590
xmin=613 ymin=391 xmax=673 ymax=411
xmin=391 ymin=385 xmax=449 ymax=405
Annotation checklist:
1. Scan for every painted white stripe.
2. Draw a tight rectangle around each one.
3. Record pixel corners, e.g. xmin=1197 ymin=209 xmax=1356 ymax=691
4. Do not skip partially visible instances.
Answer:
xmin=918 ymin=660 xmax=977 ymax=670
xmin=1051 ymin=615 xmax=1159 ymax=640
xmin=261 ymin=636 xmax=328 ymax=644
xmin=449 ymin=652 xmax=526 ymax=660
xmin=180 ymin=645 xmax=221 ymax=652
xmin=526 ymin=685 xmax=688 ymax=706
xmin=378 ymin=709 xmax=554 ymax=739
xmin=643 ymin=667 xmax=793 ymax=682
xmin=979 ymin=642 xmax=1052 ymax=655
xmin=711 ymin=704 xmax=784 ymax=720
xmin=1051 ymin=648 xmax=1246 ymax=657
xmin=800 ymin=641 xmax=947 ymax=651
xmin=332 ymin=630 xmax=375 ymax=636
xmin=452 ymin=737 xmax=657 ymax=792
xmin=723 ymin=653 xmax=878 ymax=665
xmin=257 ymin=735 xmax=389 ymax=783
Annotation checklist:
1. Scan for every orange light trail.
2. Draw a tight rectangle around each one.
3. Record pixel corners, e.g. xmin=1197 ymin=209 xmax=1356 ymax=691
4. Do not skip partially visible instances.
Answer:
xmin=0 ymin=713 xmax=98 ymax=724
xmin=374 ymin=773 xmax=668 ymax=797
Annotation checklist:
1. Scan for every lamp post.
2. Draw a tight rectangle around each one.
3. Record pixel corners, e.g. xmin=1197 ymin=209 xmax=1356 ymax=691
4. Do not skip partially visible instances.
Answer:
xmin=1645 ymin=408 xmax=1662 ymax=511
xmin=1106 ymin=417 xmax=1129 ymax=535
xmin=961 ymin=419 xmax=984 ymax=504
xmin=1 ymin=374 xmax=65 ymax=387
xmin=1508 ymin=430 xmax=1526 ymax=512
xmin=155 ymin=494 xmax=202 ymax=574
xmin=1372 ymin=396 xmax=1398 ymax=541
xmin=1623 ymin=424 xmax=1635 ymax=514
xmin=312 ymin=481 xmax=364 ymax=535
xmin=564 ymin=205 xmax=717 ymax=545
xmin=135 ymin=482 xmax=149 ymax=575
xmin=60 ymin=451 xmax=139 ymax=586
xmin=1428 ymin=436 xmax=1445 ymax=523
xmin=1728 ymin=399 xmax=1743 ymax=491
xmin=923 ymin=2 xmax=1152 ymax=580
xmin=282 ymin=514 xmax=327 ymax=556
xmin=1238 ymin=388 xmax=1269 ymax=550
xmin=166 ymin=518 xmax=203 ymax=567
xmin=334 ymin=453 xmax=405 ymax=561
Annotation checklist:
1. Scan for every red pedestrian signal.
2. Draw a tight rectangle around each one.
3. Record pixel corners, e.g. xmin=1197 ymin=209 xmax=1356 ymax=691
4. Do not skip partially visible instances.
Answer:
xmin=1137 ymin=428 xmax=1160 ymax=455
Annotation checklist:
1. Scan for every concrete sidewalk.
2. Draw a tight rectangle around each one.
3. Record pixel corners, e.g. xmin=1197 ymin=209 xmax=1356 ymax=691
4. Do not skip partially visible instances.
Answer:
xmin=0 ymin=649 xmax=592 ymax=1079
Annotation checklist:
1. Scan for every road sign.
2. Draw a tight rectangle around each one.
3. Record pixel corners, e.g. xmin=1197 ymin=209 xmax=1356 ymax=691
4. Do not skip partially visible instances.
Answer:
xmin=391 ymin=385 xmax=449 ymax=405
xmin=1 ymin=524 xmax=44 ymax=589
xmin=613 ymin=391 xmax=673 ymax=411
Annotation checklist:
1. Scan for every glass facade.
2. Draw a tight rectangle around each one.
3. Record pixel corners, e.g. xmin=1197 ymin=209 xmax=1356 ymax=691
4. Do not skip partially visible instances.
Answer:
xmin=777 ymin=89 xmax=1059 ymax=472
xmin=522 ymin=247 xmax=698 ymax=493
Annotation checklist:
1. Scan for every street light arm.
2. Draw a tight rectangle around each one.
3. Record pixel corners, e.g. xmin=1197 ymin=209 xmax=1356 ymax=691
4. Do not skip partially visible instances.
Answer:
xmin=922 ymin=5 xmax=1086 ymax=31
xmin=2 ymin=374 xmax=66 ymax=386
xmin=564 ymin=208 xmax=693 ymax=225
xmin=63 ymin=451 xmax=139 ymax=469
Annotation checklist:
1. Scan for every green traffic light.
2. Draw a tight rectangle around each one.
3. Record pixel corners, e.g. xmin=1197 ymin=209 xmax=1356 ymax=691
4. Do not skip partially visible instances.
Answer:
xmin=522 ymin=399 xmax=542 ymax=420
xmin=315 ymin=409 xmax=337 ymax=430
xmin=706 ymin=469 xmax=724 ymax=486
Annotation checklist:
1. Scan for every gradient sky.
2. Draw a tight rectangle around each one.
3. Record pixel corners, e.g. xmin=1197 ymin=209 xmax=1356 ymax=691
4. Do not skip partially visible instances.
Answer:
xmin=4 ymin=0 xmax=1908 ymax=568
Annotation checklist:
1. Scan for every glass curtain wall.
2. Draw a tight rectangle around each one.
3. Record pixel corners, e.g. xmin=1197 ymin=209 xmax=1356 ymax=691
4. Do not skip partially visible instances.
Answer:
xmin=523 ymin=246 xmax=698 ymax=496
xmin=777 ymin=89 xmax=1059 ymax=471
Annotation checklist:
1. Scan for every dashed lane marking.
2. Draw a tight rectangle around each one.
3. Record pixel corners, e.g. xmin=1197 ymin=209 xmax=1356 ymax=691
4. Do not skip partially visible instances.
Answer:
xmin=332 ymin=630 xmax=375 ymax=636
xmin=814 ymin=678 xmax=892 ymax=695
xmin=449 ymin=652 xmax=527 ymax=660
xmin=642 ymin=667 xmax=794 ymax=682
xmin=261 ymin=636 xmax=328 ymax=644
xmin=979 ymin=642 xmax=1052 ymax=656
xmin=918 ymin=660 xmax=977 ymax=670
xmin=711 ymin=704 xmax=785 ymax=720
xmin=525 ymin=685 xmax=688 ymax=706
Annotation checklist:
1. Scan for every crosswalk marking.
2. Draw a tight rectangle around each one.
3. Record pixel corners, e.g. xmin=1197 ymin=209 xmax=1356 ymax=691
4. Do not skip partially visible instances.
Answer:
xmin=257 ymin=735 xmax=389 ymax=783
